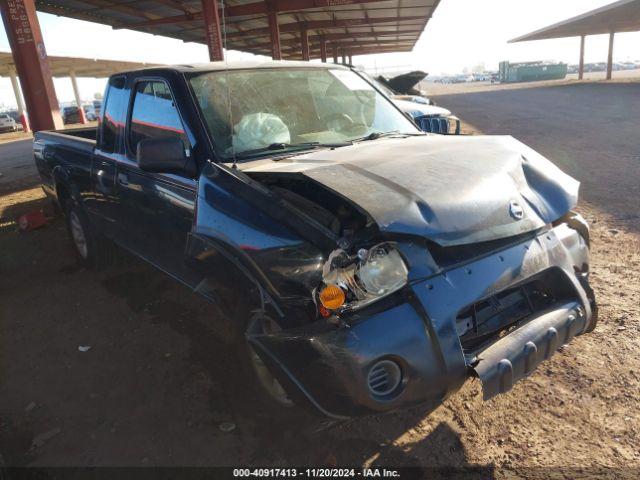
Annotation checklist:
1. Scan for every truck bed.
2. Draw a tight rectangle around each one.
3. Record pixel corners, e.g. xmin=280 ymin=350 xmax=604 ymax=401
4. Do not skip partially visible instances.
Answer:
xmin=33 ymin=127 xmax=97 ymax=199
xmin=36 ymin=126 xmax=97 ymax=143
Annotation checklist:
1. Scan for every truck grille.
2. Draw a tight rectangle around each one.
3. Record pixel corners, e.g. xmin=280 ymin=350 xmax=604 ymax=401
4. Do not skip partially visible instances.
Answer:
xmin=457 ymin=269 xmax=577 ymax=353
xmin=415 ymin=115 xmax=450 ymax=134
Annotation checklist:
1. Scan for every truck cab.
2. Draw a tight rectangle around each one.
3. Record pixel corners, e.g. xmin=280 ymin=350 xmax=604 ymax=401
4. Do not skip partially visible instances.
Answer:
xmin=33 ymin=62 xmax=597 ymax=419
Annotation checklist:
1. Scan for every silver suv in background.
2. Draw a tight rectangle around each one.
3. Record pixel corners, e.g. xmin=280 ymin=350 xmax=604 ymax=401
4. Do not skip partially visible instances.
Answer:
xmin=0 ymin=113 xmax=18 ymax=133
xmin=360 ymin=70 xmax=461 ymax=135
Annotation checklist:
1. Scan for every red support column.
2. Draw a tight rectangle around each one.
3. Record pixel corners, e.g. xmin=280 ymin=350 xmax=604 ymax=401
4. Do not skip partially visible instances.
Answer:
xmin=0 ymin=0 xmax=62 ymax=131
xmin=300 ymin=28 xmax=310 ymax=61
xmin=267 ymin=1 xmax=281 ymax=60
xmin=319 ymin=38 xmax=327 ymax=63
xmin=201 ymin=0 xmax=224 ymax=61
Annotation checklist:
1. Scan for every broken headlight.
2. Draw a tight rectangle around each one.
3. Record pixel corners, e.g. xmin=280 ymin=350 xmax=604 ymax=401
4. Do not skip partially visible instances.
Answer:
xmin=318 ymin=243 xmax=408 ymax=313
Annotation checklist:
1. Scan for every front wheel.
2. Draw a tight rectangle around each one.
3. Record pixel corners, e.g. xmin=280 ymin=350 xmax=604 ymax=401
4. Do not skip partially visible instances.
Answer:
xmin=231 ymin=312 xmax=326 ymax=428
xmin=245 ymin=314 xmax=295 ymax=408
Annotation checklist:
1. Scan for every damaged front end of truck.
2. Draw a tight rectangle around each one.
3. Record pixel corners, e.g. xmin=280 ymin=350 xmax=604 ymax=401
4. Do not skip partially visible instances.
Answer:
xmin=187 ymin=134 xmax=597 ymax=419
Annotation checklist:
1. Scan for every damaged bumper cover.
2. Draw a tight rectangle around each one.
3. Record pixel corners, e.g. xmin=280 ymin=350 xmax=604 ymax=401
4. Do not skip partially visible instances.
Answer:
xmin=474 ymin=302 xmax=584 ymax=400
xmin=249 ymin=223 xmax=595 ymax=418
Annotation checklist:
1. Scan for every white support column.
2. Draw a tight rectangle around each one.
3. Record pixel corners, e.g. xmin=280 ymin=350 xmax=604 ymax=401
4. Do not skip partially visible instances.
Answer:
xmin=578 ymin=35 xmax=585 ymax=80
xmin=69 ymin=70 xmax=87 ymax=123
xmin=606 ymin=32 xmax=615 ymax=80
xmin=9 ymin=68 xmax=25 ymax=115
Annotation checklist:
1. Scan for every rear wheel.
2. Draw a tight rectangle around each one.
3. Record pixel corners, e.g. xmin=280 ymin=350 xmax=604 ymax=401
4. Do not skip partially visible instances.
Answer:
xmin=64 ymin=199 xmax=113 ymax=268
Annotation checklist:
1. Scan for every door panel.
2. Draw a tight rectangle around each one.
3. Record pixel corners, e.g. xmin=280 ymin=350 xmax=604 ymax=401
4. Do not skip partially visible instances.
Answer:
xmin=112 ymin=77 xmax=199 ymax=284
xmin=88 ymin=75 xmax=129 ymax=240
xmin=116 ymin=162 xmax=198 ymax=284
xmin=87 ymin=154 xmax=119 ymax=239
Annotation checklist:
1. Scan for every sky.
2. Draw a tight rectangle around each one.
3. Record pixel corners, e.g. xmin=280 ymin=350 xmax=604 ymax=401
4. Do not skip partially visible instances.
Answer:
xmin=1 ymin=0 xmax=640 ymax=109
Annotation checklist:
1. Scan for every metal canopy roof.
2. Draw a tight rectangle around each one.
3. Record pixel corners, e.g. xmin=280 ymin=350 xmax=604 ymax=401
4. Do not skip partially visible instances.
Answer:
xmin=510 ymin=0 xmax=640 ymax=42
xmin=0 ymin=50 xmax=157 ymax=77
xmin=34 ymin=0 xmax=441 ymax=58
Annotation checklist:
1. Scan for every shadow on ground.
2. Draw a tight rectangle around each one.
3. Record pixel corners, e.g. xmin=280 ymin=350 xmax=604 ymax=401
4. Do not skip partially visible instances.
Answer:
xmin=0 ymin=191 xmax=494 ymax=473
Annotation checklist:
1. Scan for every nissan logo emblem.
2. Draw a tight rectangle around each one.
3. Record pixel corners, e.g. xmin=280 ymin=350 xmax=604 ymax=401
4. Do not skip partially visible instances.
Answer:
xmin=509 ymin=200 xmax=524 ymax=220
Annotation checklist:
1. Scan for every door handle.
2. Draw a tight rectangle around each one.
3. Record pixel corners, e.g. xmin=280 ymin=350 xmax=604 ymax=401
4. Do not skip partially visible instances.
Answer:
xmin=117 ymin=173 xmax=129 ymax=187
xmin=96 ymin=169 xmax=109 ymax=193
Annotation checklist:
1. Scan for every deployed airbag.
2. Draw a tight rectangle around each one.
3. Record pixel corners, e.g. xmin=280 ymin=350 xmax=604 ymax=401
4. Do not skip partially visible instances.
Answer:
xmin=232 ymin=113 xmax=291 ymax=152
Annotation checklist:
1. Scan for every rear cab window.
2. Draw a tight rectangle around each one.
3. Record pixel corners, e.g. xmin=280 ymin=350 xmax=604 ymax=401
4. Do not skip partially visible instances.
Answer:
xmin=99 ymin=76 xmax=127 ymax=153
xmin=127 ymin=80 xmax=190 ymax=159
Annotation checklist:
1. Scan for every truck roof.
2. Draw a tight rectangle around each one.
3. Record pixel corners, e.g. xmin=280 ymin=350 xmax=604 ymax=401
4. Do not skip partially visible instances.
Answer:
xmin=118 ymin=60 xmax=349 ymax=76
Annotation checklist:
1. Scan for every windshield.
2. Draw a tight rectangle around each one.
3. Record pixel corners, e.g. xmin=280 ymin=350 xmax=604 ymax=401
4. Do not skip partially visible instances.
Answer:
xmin=189 ymin=67 xmax=419 ymax=159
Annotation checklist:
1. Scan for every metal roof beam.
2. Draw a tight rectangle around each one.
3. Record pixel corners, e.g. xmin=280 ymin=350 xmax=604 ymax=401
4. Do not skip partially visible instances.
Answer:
xmin=283 ymin=44 xmax=412 ymax=59
xmin=294 ymin=39 xmax=414 ymax=52
xmin=223 ymin=15 xmax=424 ymax=40
xmin=116 ymin=0 xmax=393 ymax=29
xmin=240 ymin=29 xmax=421 ymax=49
xmin=75 ymin=0 xmax=162 ymax=21
xmin=224 ymin=22 xmax=424 ymax=42
xmin=153 ymin=0 xmax=197 ymax=14
xmin=509 ymin=0 xmax=640 ymax=42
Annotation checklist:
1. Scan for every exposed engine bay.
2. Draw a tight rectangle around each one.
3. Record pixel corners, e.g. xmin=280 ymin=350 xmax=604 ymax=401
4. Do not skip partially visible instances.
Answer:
xmin=247 ymin=172 xmax=372 ymax=242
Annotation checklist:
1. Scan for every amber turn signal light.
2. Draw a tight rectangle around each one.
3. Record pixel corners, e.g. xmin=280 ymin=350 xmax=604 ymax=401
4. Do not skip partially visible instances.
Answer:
xmin=319 ymin=284 xmax=345 ymax=310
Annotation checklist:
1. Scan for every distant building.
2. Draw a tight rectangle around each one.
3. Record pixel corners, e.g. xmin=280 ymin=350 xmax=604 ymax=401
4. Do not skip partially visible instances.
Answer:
xmin=498 ymin=61 xmax=568 ymax=83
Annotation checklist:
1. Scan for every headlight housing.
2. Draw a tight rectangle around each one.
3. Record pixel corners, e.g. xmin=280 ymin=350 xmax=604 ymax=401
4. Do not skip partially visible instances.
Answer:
xmin=447 ymin=115 xmax=461 ymax=135
xmin=317 ymin=243 xmax=408 ymax=313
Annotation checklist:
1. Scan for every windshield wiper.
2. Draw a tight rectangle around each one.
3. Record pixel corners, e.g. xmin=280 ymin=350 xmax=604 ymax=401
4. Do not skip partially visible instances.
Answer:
xmin=355 ymin=130 xmax=425 ymax=142
xmin=234 ymin=141 xmax=351 ymax=159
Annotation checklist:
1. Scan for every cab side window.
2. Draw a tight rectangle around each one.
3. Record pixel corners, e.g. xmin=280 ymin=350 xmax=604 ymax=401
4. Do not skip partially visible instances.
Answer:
xmin=129 ymin=80 xmax=189 ymax=157
xmin=99 ymin=76 xmax=127 ymax=153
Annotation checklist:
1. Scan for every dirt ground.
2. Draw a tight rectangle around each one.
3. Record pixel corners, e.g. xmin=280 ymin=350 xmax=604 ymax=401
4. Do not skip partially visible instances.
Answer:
xmin=1 ymin=80 xmax=639 ymax=477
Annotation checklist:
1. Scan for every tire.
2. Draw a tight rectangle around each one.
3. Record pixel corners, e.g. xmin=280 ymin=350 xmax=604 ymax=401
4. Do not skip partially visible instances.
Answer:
xmin=236 ymin=317 xmax=325 ymax=428
xmin=219 ymin=285 xmax=322 ymax=423
xmin=243 ymin=313 xmax=297 ymax=410
xmin=63 ymin=199 xmax=113 ymax=269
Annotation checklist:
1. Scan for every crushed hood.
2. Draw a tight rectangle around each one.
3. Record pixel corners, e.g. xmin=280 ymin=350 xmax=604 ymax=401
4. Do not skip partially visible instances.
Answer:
xmin=242 ymin=135 xmax=579 ymax=246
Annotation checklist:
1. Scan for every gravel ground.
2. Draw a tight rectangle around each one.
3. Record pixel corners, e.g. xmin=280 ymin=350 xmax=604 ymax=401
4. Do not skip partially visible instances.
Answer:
xmin=0 ymin=79 xmax=638 ymax=477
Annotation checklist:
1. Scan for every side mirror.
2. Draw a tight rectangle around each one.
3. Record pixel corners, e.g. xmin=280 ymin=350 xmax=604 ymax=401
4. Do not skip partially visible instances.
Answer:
xmin=137 ymin=137 xmax=196 ymax=177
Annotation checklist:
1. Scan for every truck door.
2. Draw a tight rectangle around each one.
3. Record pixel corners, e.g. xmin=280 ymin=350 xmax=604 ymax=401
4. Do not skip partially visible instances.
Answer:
xmin=87 ymin=76 xmax=128 ymax=241
xmin=116 ymin=78 xmax=199 ymax=285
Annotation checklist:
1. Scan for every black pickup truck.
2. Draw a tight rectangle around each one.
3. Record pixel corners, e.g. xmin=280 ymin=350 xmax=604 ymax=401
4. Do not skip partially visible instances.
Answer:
xmin=34 ymin=61 xmax=597 ymax=419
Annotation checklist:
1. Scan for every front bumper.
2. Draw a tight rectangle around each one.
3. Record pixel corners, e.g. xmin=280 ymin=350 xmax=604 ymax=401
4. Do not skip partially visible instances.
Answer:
xmin=250 ymin=224 xmax=595 ymax=418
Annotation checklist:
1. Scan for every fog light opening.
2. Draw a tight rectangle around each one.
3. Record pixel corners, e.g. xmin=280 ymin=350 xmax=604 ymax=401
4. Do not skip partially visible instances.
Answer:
xmin=367 ymin=359 xmax=403 ymax=398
